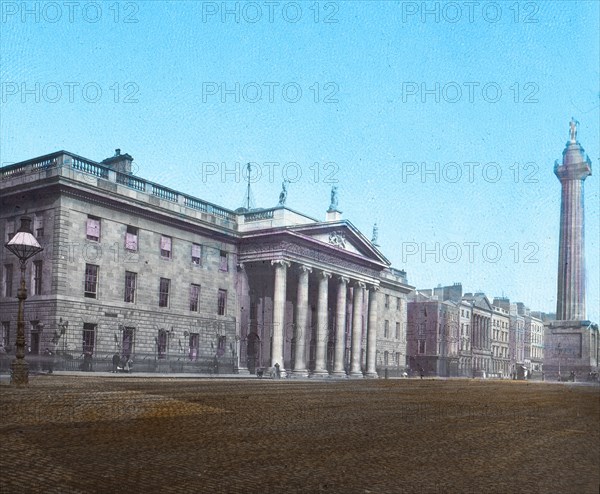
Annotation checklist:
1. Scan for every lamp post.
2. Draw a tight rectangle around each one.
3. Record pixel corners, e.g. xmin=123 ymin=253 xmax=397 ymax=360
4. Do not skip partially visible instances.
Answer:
xmin=4 ymin=217 xmax=44 ymax=386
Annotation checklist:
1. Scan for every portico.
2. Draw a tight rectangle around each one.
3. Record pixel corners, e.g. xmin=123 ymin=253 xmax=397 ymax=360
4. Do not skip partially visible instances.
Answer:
xmin=236 ymin=218 xmax=409 ymax=378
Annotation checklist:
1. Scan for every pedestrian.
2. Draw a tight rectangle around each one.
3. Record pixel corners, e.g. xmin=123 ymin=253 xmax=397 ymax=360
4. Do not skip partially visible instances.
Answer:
xmin=43 ymin=348 xmax=53 ymax=374
xmin=112 ymin=353 xmax=120 ymax=373
xmin=274 ymin=362 xmax=281 ymax=379
xmin=419 ymin=366 xmax=424 ymax=379
xmin=83 ymin=351 xmax=92 ymax=372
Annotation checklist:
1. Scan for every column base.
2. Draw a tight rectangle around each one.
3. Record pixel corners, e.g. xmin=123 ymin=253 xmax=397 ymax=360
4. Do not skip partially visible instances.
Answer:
xmin=348 ymin=372 xmax=364 ymax=379
xmin=236 ymin=367 xmax=251 ymax=375
xmin=328 ymin=370 xmax=347 ymax=378
xmin=364 ymin=372 xmax=379 ymax=379
xmin=290 ymin=370 xmax=310 ymax=378
xmin=310 ymin=370 xmax=330 ymax=378
xmin=11 ymin=359 xmax=29 ymax=386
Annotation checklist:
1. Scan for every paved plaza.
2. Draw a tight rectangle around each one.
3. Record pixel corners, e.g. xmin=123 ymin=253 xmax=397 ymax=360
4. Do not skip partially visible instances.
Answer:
xmin=1 ymin=376 xmax=598 ymax=493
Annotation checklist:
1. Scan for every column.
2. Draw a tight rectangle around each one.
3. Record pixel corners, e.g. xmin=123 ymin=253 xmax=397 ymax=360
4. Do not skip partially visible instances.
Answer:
xmin=292 ymin=264 xmax=311 ymax=377
xmin=350 ymin=281 xmax=365 ymax=377
xmin=332 ymin=276 xmax=348 ymax=377
xmin=271 ymin=260 xmax=289 ymax=377
xmin=313 ymin=270 xmax=331 ymax=376
xmin=365 ymin=285 xmax=379 ymax=378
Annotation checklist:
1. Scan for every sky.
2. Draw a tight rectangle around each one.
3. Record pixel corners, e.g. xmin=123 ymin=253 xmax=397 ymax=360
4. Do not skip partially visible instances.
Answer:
xmin=1 ymin=0 xmax=598 ymax=321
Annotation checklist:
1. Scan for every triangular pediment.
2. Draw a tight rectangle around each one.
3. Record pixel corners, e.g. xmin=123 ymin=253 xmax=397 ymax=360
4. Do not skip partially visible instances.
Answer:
xmin=286 ymin=220 xmax=390 ymax=267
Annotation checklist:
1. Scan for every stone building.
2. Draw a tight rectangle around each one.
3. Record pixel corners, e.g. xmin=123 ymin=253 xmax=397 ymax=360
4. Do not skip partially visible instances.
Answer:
xmin=406 ymin=292 xmax=459 ymax=377
xmin=462 ymin=293 xmax=493 ymax=377
xmin=490 ymin=304 xmax=510 ymax=377
xmin=0 ymin=150 xmax=413 ymax=377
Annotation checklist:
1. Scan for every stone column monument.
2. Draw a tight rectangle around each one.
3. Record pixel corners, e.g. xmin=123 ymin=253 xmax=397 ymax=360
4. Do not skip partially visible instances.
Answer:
xmin=544 ymin=119 xmax=599 ymax=379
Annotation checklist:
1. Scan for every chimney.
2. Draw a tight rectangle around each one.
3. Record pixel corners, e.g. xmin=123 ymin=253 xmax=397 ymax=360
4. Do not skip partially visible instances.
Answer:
xmin=101 ymin=148 xmax=133 ymax=174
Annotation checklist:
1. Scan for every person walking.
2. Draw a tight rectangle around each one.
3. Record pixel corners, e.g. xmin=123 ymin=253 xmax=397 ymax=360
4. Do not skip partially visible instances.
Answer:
xmin=274 ymin=362 xmax=281 ymax=379
xmin=112 ymin=353 xmax=120 ymax=373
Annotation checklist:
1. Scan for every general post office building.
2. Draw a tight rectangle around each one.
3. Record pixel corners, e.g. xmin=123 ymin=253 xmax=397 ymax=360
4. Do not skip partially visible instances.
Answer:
xmin=0 ymin=150 xmax=413 ymax=377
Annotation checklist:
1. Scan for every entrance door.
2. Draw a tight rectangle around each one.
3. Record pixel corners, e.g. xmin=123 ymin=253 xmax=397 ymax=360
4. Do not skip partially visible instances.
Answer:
xmin=30 ymin=331 xmax=41 ymax=355
xmin=122 ymin=327 xmax=134 ymax=357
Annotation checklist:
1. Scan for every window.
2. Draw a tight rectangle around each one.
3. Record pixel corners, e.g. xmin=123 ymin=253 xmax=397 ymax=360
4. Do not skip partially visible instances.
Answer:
xmin=160 ymin=235 xmax=172 ymax=259
xmin=1 ymin=321 xmax=9 ymax=347
xmin=217 ymin=289 xmax=227 ymax=315
xmin=219 ymin=250 xmax=228 ymax=271
xmin=396 ymin=297 xmax=401 ymax=310
xmin=189 ymin=333 xmax=199 ymax=361
xmin=395 ymin=322 xmax=400 ymax=339
xmin=4 ymin=264 xmax=13 ymax=297
xmin=192 ymin=243 xmax=202 ymax=265
xmin=34 ymin=213 xmax=44 ymax=238
xmin=124 ymin=271 xmax=137 ymax=303
xmin=159 ymin=278 xmax=170 ymax=307
xmin=86 ymin=216 xmax=101 ymax=241
xmin=384 ymin=320 xmax=390 ymax=338
xmin=125 ymin=225 xmax=138 ymax=251
xmin=384 ymin=294 xmax=390 ymax=308
xmin=157 ymin=329 xmax=167 ymax=359
xmin=84 ymin=264 xmax=99 ymax=298
xmin=5 ymin=219 xmax=15 ymax=243
xmin=190 ymin=284 xmax=200 ymax=311
xmin=396 ymin=352 xmax=401 ymax=366
xmin=122 ymin=327 xmax=134 ymax=357
xmin=418 ymin=339 xmax=426 ymax=354
xmin=82 ymin=323 xmax=96 ymax=354
xmin=384 ymin=351 xmax=389 ymax=366
xmin=218 ymin=335 xmax=226 ymax=355
xmin=32 ymin=260 xmax=42 ymax=295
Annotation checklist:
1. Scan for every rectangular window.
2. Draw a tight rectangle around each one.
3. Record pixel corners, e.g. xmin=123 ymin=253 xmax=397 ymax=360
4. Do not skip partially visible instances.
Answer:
xmin=160 ymin=235 xmax=172 ymax=259
xmin=86 ymin=216 xmax=101 ymax=241
xmin=219 ymin=250 xmax=228 ymax=271
xmin=217 ymin=289 xmax=227 ymax=316
xmin=82 ymin=323 xmax=96 ymax=354
xmin=191 ymin=243 xmax=202 ymax=265
xmin=189 ymin=284 xmax=200 ymax=311
xmin=34 ymin=213 xmax=44 ymax=238
xmin=189 ymin=333 xmax=199 ymax=361
xmin=384 ymin=320 xmax=389 ymax=338
xmin=32 ymin=260 xmax=42 ymax=295
xmin=218 ymin=335 xmax=226 ymax=355
xmin=122 ymin=327 xmax=134 ymax=357
xmin=396 ymin=297 xmax=401 ymax=310
xmin=84 ymin=264 xmax=99 ymax=298
xmin=124 ymin=271 xmax=137 ymax=303
xmin=5 ymin=219 xmax=15 ymax=243
xmin=159 ymin=278 xmax=170 ymax=307
xmin=157 ymin=329 xmax=167 ymax=359
xmin=418 ymin=339 xmax=426 ymax=354
xmin=395 ymin=322 xmax=400 ymax=339
xmin=396 ymin=352 xmax=401 ymax=366
xmin=2 ymin=321 xmax=9 ymax=347
xmin=125 ymin=225 xmax=138 ymax=251
xmin=4 ymin=264 xmax=13 ymax=297
xmin=384 ymin=294 xmax=390 ymax=308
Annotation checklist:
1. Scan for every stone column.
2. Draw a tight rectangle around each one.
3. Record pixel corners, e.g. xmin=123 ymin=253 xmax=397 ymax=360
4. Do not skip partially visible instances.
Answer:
xmin=350 ymin=281 xmax=365 ymax=377
xmin=313 ymin=270 xmax=331 ymax=377
xmin=271 ymin=260 xmax=289 ymax=377
xmin=292 ymin=264 xmax=311 ymax=377
xmin=332 ymin=276 xmax=348 ymax=377
xmin=365 ymin=285 xmax=379 ymax=378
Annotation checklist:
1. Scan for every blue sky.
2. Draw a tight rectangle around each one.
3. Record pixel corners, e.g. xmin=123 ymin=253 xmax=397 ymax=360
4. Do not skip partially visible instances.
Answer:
xmin=1 ymin=0 xmax=598 ymax=321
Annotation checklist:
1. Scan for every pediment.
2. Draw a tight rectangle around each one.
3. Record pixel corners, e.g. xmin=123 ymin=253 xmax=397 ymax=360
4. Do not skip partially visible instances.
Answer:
xmin=286 ymin=220 xmax=390 ymax=266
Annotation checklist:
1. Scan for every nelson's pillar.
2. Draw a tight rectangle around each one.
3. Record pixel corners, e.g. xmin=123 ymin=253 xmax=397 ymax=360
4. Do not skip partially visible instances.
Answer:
xmin=544 ymin=119 xmax=599 ymax=379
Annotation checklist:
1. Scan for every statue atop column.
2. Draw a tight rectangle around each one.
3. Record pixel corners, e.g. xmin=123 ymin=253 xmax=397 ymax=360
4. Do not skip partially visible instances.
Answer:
xmin=569 ymin=117 xmax=578 ymax=143
xmin=277 ymin=180 xmax=288 ymax=206
xmin=328 ymin=185 xmax=339 ymax=212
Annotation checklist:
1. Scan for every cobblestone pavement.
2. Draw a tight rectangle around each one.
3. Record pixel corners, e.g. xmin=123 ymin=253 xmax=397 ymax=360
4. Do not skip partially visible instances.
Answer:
xmin=1 ymin=376 xmax=598 ymax=493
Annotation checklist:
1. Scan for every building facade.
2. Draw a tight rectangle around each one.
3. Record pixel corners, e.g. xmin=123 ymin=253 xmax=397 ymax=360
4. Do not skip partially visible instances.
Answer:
xmin=0 ymin=150 xmax=413 ymax=377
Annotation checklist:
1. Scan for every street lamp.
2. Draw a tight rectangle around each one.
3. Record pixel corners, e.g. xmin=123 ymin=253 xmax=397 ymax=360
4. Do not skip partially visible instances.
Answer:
xmin=4 ymin=216 xmax=43 ymax=386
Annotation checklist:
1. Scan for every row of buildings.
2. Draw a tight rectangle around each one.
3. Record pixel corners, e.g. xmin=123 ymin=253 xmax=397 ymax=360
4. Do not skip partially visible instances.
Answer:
xmin=406 ymin=284 xmax=546 ymax=378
